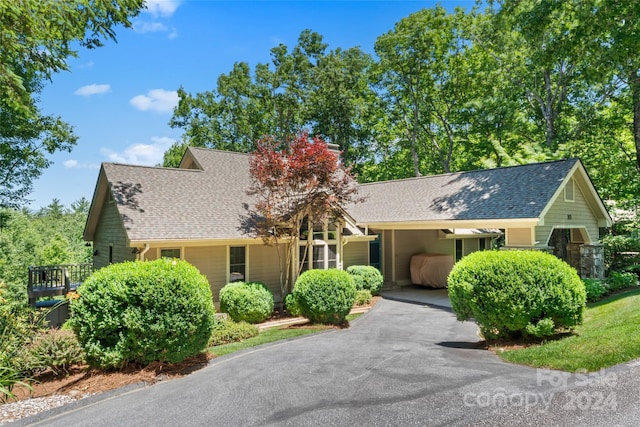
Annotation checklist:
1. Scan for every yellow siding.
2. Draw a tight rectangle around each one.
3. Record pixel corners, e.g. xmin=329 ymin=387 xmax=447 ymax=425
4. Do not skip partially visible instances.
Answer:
xmin=463 ymin=239 xmax=479 ymax=256
xmin=343 ymin=241 xmax=369 ymax=268
xmin=536 ymin=178 xmax=599 ymax=245
xmin=248 ymin=244 xmax=285 ymax=300
xmin=393 ymin=230 xmax=453 ymax=282
xmin=507 ymin=228 xmax=534 ymax=246
xmin=92 ymin=195 xmax=135 ymax=269
xmin=184 ymin=246 xmax=226 ymax=301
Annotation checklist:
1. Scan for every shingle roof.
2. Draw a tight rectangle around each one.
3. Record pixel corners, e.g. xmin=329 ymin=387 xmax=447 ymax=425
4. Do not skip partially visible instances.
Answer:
xmin=103 ymin=148 xmax=254 ymax=241
xmin=347 ymin=159 xmax=579 ymax=223
xmin=96 ymin=149 xmax=580 ymax=241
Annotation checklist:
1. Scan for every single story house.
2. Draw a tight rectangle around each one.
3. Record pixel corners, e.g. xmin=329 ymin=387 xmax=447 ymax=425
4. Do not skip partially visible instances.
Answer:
xmin=83 ymin=147 xmax=612 ymax=301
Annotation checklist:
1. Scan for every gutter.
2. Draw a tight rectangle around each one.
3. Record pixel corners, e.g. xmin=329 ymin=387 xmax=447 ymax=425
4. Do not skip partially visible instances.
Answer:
xmin=139 ymin=243 xmax=150 ymax=261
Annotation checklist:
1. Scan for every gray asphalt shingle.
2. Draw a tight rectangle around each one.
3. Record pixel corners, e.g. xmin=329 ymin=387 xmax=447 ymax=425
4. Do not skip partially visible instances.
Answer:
xmin=103 ymin=148 xmax=578 ymax=241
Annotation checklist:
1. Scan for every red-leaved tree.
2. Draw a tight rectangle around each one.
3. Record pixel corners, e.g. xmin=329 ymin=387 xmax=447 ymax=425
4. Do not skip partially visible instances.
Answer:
xmin=243 ymin=133 xmax=362 ymax=302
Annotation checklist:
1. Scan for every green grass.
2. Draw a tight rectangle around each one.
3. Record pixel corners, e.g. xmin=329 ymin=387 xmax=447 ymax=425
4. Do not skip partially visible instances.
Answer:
xmin=209 ymin=311 xmax=366 ymax=357
xmin=497 ymin=288 xmax=640 ymax=371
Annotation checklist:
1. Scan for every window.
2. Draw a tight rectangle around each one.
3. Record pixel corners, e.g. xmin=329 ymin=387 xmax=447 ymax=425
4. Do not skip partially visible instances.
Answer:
xmin=109 ymin=245 xmax=113 ymax=264
xmin=328 ymin=245 xmax=337 ymax=268
xmin=564 ymin=179 xmax=575 ymax=202
xmin=312 ymin=245 xmax=325 ymax=270
xmin=160 ymin=248 xmax=181 ymax=259
xmin=369 ymin=235 xmax=381 ymax=271
xmin=298 ymin=218 xmax=339 ymax=271
xmin=479 ymin=238 xmax=486 ymax=251
xmin=229 ymin=246 xmax=246 ymax=280
xmin=455 ymin=239 xmax=463 ymax=262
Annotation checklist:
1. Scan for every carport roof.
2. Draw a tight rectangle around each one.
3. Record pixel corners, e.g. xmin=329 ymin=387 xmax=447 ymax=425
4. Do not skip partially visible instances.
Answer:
xmin=347 ymin=158 xmax=582 ymax=224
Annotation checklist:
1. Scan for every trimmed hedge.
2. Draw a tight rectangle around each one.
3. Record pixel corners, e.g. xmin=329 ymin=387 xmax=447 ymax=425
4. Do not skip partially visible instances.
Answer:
xmin=209 ymin=318 xmax=259 ymax=346
xmin=292 ymin=269 xmax=356 ymax=325
xmin=346 ymin=265 xmax=383 ymax=295
xmin=219 ymin=281 xmax=274 ymax=324
xmin=582 ymin=278 xmax=607 ymax=302
xmin=69 ymin=259 xmax=216 ymax=369
xmin=354 ymin=289 xmax=372 ymax=306
xmin=448 ymin=251 xmax=586 ymax=339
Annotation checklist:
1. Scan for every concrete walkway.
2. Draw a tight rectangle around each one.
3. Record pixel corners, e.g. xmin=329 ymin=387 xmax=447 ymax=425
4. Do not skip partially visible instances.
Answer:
xmin=381 ymin=284 xmax=452 ymax=308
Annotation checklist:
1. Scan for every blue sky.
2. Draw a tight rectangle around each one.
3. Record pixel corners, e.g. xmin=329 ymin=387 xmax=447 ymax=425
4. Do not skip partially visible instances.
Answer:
xmin=31 ymin=0 xmax=475 ymax=210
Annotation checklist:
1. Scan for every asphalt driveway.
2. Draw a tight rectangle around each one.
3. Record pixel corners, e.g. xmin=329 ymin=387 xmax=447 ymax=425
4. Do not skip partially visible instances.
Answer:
xmin=18 ymin=298 xmax=640 ymax=426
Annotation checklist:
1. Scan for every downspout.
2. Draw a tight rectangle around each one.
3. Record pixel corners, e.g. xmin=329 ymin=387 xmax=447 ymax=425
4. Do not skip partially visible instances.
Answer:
xmin=139 ymin=243 xmax=150 ymax=261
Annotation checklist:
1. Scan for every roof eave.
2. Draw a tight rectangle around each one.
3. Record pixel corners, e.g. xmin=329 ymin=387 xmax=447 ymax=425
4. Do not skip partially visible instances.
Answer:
xmin=357 ymin=218 xmax=540 ymax=230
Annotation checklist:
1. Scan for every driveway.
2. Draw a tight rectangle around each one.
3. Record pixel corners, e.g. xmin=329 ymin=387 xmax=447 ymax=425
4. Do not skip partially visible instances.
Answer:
xmin=19 ymin=298 xmax=640 ymax=426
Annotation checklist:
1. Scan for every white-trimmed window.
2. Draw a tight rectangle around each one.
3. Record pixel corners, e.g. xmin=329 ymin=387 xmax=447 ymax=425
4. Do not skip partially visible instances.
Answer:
xmin=299 ymin=219 xmax=339 ymax=272
xmin=229 ymin=246 xmax=246 ymax=281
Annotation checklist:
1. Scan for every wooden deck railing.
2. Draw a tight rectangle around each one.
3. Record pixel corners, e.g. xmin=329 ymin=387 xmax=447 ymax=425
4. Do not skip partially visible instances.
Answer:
xmin=27 ymin=264 xmax=93 ymax=307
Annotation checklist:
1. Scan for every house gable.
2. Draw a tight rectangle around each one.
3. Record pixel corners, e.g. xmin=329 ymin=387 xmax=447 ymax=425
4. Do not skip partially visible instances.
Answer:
xmin=536 ymin=160 xmax=612 ymax=245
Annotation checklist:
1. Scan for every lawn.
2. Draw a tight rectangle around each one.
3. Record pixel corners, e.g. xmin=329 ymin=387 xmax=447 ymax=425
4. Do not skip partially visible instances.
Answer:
xmin=496 ymin=288 xmax=640 ymax=371
xmin=209 ymin=312 xmax=364 ymax=357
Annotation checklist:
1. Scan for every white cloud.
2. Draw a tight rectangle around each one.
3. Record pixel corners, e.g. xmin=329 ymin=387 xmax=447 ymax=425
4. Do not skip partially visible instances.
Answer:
xmin=100 ymin=136 xmax=175 ymax=166
xmin=63 ymin=159 xmax=99 ymax=169
xmin=133 ymin=21 xmax=167 ymax=33
xmin=133 ymin=20 xmax=178 ymax=39
xmin=74 ymin=84 xmax=111 ymax=96
xmin=144 ymin=0 xmax=181 ymax=17
xmin=129 ymin=89 xmax=179 ymax=113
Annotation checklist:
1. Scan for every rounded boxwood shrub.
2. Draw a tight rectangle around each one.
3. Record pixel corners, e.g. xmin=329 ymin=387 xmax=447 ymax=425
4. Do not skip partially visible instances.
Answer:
xmin=219 ymin=281 xmax=274 ymax=324
xmin=346 ymin=265 xmax=383 ymax=295
xmin=292 ymin=269 xmax=356 ymax=325
xmin=448 ymin=250 xmax=586 ymax=340
xmin=284 ymin=293 xmax=302 ymax=317
xmin=69 ymin=259 xmax=216 ymax=369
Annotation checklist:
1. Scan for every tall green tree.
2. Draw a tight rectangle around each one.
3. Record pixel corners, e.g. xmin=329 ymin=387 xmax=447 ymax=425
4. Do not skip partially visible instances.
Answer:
xmin=0 ymin=199 xmax=92 ymax=304
xmin=373 ymin=6 xmax=482 ymax=176
xmin=0 ymin=0 xmax=145 ymax=207
xmin=167 ymin=30 xmax=376 ymax=173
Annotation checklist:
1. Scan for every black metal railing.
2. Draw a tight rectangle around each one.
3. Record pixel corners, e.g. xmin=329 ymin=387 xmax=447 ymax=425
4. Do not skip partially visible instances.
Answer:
xmin=27 ymin=263 xmax=93 ymax=307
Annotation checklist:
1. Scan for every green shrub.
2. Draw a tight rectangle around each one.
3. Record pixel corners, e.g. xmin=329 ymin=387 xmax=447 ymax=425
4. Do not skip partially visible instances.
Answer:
xmin=219 ymin=281 xmax=274 ymax=324
xmin=346 ymin=265 xmax=383 ymax=295
xmin=209 ymin=318 xmax=259 ymax=346
xmin=354 ymin=289 xmax=372 ymax=306
xmin=0 ymin=283 xmax=42 ymax=401
xmin=69 ymin=259 xmax=216 ymax=369
xmin=0 ymin=366 xmax=31 ymax=404
xmin=606 ymin=271 xmax=638 ymax=291
xmin=448 ymin=251 xmax=586 ymax=340
xmin=582 ymin=278 xmax=608 ymax=302
xmin=21 ymin=329 xmax=85 ymax=375
xmin=349 ymin=274 xmax=365 ymax=291
xmin=285 ymin=293 xmax=302 ymax=317
xmin=292 ymin=269 xmax=356 ymax=325
xmin=602 ymin=234 xmax=640 ymax=274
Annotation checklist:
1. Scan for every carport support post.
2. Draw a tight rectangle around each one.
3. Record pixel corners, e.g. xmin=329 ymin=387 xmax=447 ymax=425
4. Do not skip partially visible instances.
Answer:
xmin=579 ymin=243 xmax=605 ymax=280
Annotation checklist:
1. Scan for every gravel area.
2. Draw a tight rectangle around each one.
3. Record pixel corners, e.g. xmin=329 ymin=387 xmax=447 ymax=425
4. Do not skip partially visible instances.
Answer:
xmin=0 ymin=393 xmax=92 ymax=425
